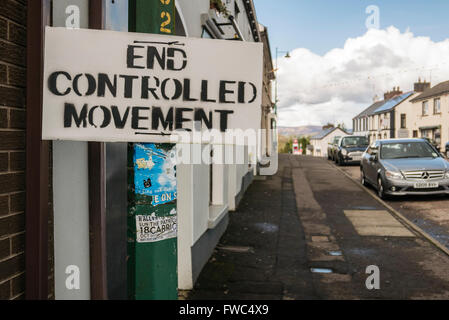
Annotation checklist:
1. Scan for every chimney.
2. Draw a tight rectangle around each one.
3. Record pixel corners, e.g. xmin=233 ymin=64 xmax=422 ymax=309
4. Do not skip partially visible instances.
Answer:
xmin=322 ymin=124 xmax=334 ymax=130
xmin=384 ymin=86 xmax=403 ymax=100
xmin=414 ymin=78 xmax=431 ymax=92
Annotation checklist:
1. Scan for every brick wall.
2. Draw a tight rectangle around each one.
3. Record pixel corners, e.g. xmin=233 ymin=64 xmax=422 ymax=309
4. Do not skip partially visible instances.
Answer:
xmin=0 ymin=0 xmax=54 ymax=300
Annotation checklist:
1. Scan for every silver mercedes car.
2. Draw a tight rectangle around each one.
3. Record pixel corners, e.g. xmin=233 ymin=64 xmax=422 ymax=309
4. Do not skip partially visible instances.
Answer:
xmin=360 ymin=138 xmax=449 ymax=199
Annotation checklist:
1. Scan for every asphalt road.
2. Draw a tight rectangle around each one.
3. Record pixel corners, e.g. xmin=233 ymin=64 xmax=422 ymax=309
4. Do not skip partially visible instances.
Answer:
xmin=189 ymin=155 xmax=449 ymax=300
xmin=339 ymin=162 xmax=449 ymax=250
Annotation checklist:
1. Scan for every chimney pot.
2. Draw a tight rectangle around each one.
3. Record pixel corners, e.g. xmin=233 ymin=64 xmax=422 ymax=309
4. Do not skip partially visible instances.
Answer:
xmin=414 ymin=79 xmax=431 ymax=93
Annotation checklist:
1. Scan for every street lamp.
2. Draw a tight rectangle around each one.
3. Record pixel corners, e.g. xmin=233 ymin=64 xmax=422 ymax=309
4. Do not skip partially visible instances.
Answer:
xmin=274 ymin=47 xmax=290 ymax=115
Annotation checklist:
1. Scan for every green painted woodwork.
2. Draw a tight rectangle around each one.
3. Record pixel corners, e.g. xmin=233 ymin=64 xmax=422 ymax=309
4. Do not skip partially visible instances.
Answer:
xmin=127 ymin=0 xmax=177 ymax=300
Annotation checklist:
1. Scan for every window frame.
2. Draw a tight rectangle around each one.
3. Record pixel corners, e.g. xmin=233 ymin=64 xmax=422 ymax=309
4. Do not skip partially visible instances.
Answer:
xmin=433 ymin=98 xmax=441 ymax=114
xmin=400 ymin=113 xmax=406 ymax=129
xmin=422 ymin=100 xmax=429 ymax=116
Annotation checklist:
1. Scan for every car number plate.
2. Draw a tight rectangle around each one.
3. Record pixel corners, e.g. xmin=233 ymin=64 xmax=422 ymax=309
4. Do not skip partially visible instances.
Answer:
xmin=352 ymin=156 xmax=361 ymax=161
xmin=414 ymin=182 xmax=439 ymax=189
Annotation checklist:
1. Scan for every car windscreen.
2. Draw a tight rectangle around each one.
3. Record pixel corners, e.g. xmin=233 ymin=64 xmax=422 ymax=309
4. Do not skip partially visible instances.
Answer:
xmin=341 ymin=136 xmax=368 ymax=147
xmin=380 ymin=142 xmax=439 ymax=159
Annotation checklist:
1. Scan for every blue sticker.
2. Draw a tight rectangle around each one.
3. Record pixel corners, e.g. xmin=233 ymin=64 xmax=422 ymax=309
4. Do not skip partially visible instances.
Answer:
xmin=134 ymin=144 xmax=177 ymax=206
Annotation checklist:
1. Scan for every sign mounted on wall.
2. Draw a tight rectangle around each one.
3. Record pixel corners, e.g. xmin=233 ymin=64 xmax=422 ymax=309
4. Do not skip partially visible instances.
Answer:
xmin=42 ymin=27 xmax=263 ymax=144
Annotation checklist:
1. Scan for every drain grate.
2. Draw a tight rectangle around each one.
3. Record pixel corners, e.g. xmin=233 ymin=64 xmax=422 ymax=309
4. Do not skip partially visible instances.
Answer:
xmin=310 ymin=268 xmax=333 ymax=274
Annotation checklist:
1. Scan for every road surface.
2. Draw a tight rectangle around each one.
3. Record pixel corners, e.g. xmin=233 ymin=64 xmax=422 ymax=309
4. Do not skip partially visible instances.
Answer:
xmin=340 ymin=163 xmax=449 ymax=250
xmin=188 ymin=155 xmax=449 ymax=300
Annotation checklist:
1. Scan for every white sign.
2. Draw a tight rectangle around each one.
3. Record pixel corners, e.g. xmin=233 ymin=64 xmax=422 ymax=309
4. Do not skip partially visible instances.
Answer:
xmin=42 ymin=27 xmax=263 ymax=143
xmin=136 ymin=214 xmax=177 ymax=243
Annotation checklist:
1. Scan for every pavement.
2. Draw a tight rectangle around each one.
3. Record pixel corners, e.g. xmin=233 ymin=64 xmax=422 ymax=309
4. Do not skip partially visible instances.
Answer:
xmin=188 ymin=155 xmax=449 ymax=300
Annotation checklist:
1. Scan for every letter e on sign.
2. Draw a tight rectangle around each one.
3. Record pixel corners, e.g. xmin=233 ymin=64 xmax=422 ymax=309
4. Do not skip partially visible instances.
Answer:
xmin=66 ymin=5 xmax=81 ymax=29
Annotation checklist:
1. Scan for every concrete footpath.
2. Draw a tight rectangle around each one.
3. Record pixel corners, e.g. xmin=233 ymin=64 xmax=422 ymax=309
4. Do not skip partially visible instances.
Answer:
xmin=188 ymin=155 xmax=449 ymax=300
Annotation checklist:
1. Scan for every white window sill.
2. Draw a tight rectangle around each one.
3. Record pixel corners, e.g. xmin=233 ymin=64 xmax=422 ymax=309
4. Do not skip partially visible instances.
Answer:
xmin=208 ymin=205 xmax=228 ymax=230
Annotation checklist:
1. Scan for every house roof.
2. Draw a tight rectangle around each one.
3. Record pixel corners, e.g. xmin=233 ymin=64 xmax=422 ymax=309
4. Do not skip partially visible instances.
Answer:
xmin=410 ymin=80 xmax=449 ymax=103
xmin=373 ymin=91 xmax=414 ymax=114
xmin=311 ymin=127 xmax=346 ymax=140
xmin=353 ymin=100 xmax=386 ymax=120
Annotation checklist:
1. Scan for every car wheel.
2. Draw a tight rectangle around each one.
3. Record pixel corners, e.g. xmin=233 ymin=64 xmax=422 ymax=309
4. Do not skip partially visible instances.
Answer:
xmin=361 ymin=168 xmax=368 ymax=186
xmin=337 ymin=155 xmax=344 ymax=166
xmin=377 ymin=176 xmax=387 ymax=200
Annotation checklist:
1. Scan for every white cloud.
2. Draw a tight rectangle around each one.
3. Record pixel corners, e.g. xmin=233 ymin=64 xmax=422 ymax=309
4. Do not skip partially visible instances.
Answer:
xmin=276 ymin=26 xmax=449 ymax=128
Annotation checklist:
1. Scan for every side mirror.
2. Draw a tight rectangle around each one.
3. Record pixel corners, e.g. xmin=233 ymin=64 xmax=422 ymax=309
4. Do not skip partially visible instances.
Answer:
xmin=369 ymin=154 xmax=378 ymax=162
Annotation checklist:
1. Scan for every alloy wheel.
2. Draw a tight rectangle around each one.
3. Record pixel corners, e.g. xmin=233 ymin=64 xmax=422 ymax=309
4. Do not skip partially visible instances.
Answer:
xmin=361 ymin=169 xmax=367 ymax=186
xmin=377 ymin=177 xmax=385 ymax=199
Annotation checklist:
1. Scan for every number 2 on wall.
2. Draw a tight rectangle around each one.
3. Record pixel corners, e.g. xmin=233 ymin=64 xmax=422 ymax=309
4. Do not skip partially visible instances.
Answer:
xmin=160 ymin=11 xmax=172 ymax=34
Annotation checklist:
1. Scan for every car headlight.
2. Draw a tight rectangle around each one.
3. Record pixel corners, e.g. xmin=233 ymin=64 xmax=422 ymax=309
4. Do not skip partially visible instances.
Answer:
xmin=445 ymin=171 xmax=449 ymax=179
xmin=341 ymin=149 xmax=348 ymax=156
xmin=385 ymin=170 xmax=404 ymax=180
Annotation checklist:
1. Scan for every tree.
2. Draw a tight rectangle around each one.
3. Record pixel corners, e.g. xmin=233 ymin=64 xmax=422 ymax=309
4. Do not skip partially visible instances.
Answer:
xmin=281 ymin=138 xmax=293 ymax=154
xmin=298 ymin=136 xmax=310 ymax=155
xmin=279 ymin=136 xmax=310 ymax=154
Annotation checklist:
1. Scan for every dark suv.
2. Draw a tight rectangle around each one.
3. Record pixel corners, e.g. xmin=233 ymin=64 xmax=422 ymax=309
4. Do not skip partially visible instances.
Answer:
xmin=335 ymin=136 xmax=369 ymax=166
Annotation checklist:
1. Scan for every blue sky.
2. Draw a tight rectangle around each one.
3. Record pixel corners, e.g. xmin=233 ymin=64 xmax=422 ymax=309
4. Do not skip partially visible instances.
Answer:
xmin=255 ymin=0 xmax=449 ymax=56
xmin=253 ymin=0 xmax=449 ymax=127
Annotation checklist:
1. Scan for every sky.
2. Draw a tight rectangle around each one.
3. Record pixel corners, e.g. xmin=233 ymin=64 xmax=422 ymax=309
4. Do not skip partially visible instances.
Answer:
xmin=254 ymin=0 xmax=449 ymax=128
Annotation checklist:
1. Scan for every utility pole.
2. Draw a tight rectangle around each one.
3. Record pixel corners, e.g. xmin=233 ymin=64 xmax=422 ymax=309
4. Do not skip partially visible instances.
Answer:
xmin=127 ymin=0 xmax=178 ymax=300
xmin=274 ymin=47 xmax=290 ymax=115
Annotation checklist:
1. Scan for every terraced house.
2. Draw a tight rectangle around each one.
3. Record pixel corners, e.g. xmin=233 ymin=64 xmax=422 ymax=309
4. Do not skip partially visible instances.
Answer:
xmin=353 ymin=79 xmax=449 ymax=152
xmin=408 ymin=80 xmax=449 ymax=151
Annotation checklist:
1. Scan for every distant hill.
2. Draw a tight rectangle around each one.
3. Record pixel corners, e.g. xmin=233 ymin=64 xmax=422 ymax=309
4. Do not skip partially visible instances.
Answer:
xmin=278 ymin=126 xmax=323 ymax=138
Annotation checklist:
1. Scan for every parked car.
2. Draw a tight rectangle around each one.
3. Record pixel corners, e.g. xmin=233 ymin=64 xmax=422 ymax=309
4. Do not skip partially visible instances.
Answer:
xmin=360 ymin=139 xmax=449 ymax=199
xmin=327 ymin=136 xmax=341 ymax=161
xmin=334 ymin=136 xmax=369 ymax=166
xmin=422 ymin=137 xmax=440 ymax=152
